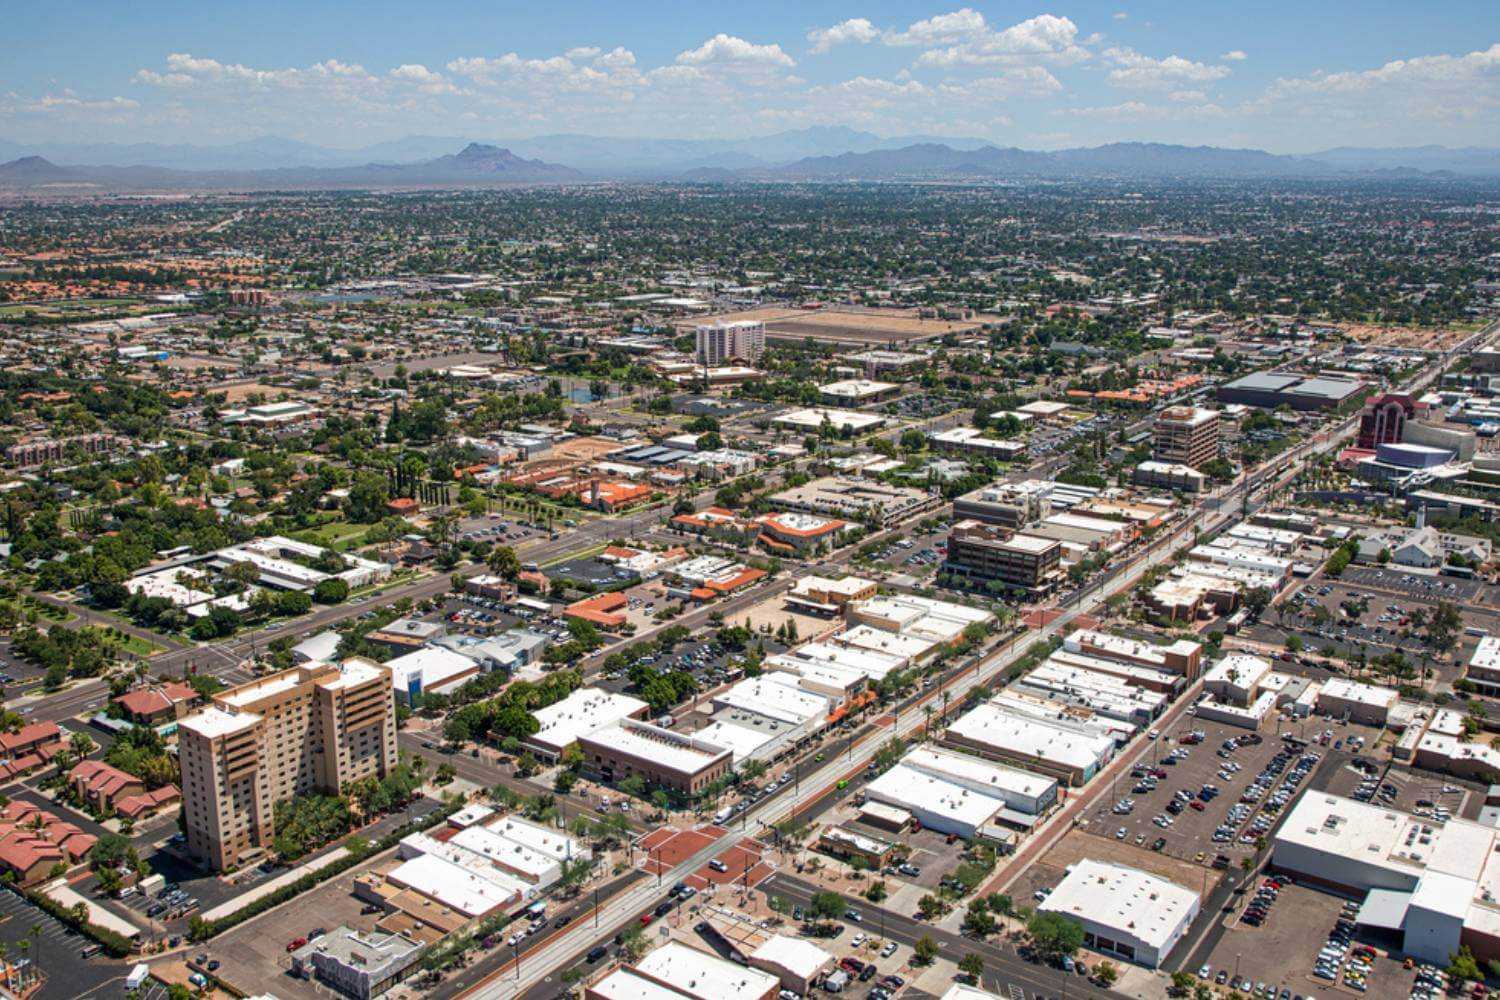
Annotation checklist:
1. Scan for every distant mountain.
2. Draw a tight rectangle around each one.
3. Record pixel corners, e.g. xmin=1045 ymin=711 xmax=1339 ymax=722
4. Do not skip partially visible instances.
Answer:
xmin=0 ymin=155 xmax=72 ymax=183
xmin=1303 ymin=145 xmax=1500 ymax=174
xmin=0 ymin=126 xmax=996 ymax=177
xmin=4 ymin=135 xmax=1498 ymax=191
xmin=746 ymin=141 xmax=1349 ymax=180
xmin=0 ymin=144 xmax=580 ymax=191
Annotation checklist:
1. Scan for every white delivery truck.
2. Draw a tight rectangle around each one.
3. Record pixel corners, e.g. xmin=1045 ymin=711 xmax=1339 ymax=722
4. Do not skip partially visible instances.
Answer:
xmin=126 ymin=963 xmax=150 ymax=991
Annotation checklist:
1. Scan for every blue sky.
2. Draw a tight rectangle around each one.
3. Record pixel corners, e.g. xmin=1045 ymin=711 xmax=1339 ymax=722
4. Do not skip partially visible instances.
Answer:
xmin=3 ymin=1 xmax=1497 ymax=151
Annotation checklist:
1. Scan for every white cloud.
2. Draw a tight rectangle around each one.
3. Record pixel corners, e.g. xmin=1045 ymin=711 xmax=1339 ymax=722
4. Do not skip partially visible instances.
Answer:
xmin=883 ymin=8 xmax=989 ymax=47
xmin=907 ymin=13 xmax=1092 ymax=68
xmin=1113 ymin=11 xmax=1128 ymax=19
xmin=806 ymin=18 xmax=879 ymax=55
xmin=1103 ymin=47 xmax=1231 ymax=89
xmin=1222 ymin=50 xmax=1248 ymax=61
xmin=0 ymin=92 xmax=139 ymax=116
xmin=565 ymin=46 xmax=602 ymax=61
xmin=1060 ymin=100 xmax=1226 ymax=121
xmin=1250 ymin=43 xmax=1500 ymax=126
xmin=675 ymin=34 xmax=795 ymax=68
xmin=389 ymin=64 xmax=457 ymax=95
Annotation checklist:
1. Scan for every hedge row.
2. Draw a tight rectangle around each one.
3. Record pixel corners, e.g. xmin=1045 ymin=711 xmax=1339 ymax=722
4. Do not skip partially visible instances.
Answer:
xmin=16 ymin=884 xmax=134 ymax=957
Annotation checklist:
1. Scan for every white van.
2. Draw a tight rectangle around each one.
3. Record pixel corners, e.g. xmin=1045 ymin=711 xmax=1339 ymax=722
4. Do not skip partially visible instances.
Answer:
xmin=713 ymin=807 xmax=733 ymax=824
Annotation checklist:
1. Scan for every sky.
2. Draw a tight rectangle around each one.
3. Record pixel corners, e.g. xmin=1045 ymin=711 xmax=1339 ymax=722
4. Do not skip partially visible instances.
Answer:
xmin=3 ymin=1 xmax=1498 ymax=153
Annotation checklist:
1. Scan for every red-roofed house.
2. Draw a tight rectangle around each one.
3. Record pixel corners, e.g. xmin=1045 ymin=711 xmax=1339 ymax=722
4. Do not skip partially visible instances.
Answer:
xmin=0 ymin=801 xmax=95 ymax=885
xmin=114 ymin=682 xmax=198 ymax=726
xmin=0 ymin=722 xmax=61 ymax=758
xmin=115 ymin=785 xmax=181 ymax=821
xmin=70 ymin=760 xmax=147 ymax=812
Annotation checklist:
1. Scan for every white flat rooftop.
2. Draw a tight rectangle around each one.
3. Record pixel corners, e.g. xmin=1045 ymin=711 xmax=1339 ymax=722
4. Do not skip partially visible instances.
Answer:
xmin=179 ymin=705 xmax=258 ymax=740
xmin=1039 ymin=858 xmax=1198 ymax=951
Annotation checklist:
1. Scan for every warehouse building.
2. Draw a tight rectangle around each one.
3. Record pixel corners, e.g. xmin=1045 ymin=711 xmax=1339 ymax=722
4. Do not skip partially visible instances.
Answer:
xmin=943 ymin=700 xmax=1115 ymax=786
xmin=864 ymin=744 xmax=1058 ymax=838
xmin=1316 ymin=678 xmax=1400 ymax=726
xmin=1216 ymin=371 xmax=1368 ymax=412
xmin=589 ymin=941 xmax=781 ymax=1000
xmin=1272 ymin=793 xmax=1500 ymax=964
xmin=1038 ymin=859 xmax=1199 ymax=968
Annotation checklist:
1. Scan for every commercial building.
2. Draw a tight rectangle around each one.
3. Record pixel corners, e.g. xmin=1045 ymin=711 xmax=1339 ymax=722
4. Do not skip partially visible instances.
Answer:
xmin=1153 ymin=406 xmax=1220 ymax=468
xmin=928 ymin=427 xmax=1028 ymax=462
xmin=1064 ymin=630 xmax=1203 ymax=679
xmin=696 ymin=320 xmax=765 ymax=366
xmin=1216 ymin=371 xmax=1368 ymax=412
xmin=943 ymin=519 xmax=1062 ymax=596
xmin=1037 ymin=859 xmax=1199 ymax=968
xmin=386 ymin=647 xmax=482 ymax=704
xmin=769 ymin=476 xmax=939 ymax=526
xmin=590 ymin=942 xmax=780 ymax=1000
xmin=785 ymin=574 xmax=878 ymax=615
xmin=1315 ymin=678 xmax=1399 ymax=726
xmin=1272 ymin=792 xmax=1500 ymax=964
xmin=864 ymin=744 xmax=1058 ymax=837
xmin=816 ymin=826 xmax=899 ymax=867
xmin=526 ymin=688 xmax=649 ymax=762
xmin=1358 ymin=394 xmax=1417 ymax=450
xmin=771 ymin=407 xmax=885 ymax=434
xmin=578 ymin=720 xmax=733 ymax=796
xmin=818 ymin=379 xmax=900 ymax=405
xmin=953 ymin=480 xmax=1052 ymax=529
xmin=1133 ymin=460 xmax=1207 ymax=494
xmin=847 ymin=350 xmax=929 ymax=378
xmin=944 ymin=700 xmax=1115 ymax=786
xmin=753 ymin=511 xmax=850 ymax=555
xmin=1466 ymin=637 xmax=1500 ymax=697
xmin=748 ymin=935 xmax=835 ymax=995
xmin=178 ymin=659 xmax=398 ymax=871
xmin=290 ymin=925 xmax=424 ymax=999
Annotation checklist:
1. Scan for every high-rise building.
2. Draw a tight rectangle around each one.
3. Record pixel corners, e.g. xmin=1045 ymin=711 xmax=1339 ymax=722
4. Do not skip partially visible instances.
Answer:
xmin=1356 ymin=393 xmax=1415 ymax=450
xmin=178 ymin=659 xmax=397 ymax=871
xmin=1152 ymin=406 xmax=1220 ymax=469
xmin=695 ymin=320 xmax=765 ymax=365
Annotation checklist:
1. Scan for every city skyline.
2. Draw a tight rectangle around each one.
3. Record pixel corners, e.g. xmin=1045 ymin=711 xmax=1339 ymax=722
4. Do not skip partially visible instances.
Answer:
xmin=2 ymin=0 xmax=1498 ymax=153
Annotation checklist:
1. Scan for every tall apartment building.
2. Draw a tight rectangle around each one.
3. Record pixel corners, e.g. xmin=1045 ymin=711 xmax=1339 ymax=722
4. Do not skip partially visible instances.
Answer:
xmin=1152 ymin=406 xmax=1220 ymax=469
xmin=944 ymin=519 xmax=1062 ymax=596
xmin=6 ymin=433 xmax=118 ymax=469
xmin=178 ymin=659 xmax=397 ymax=871
xmin=695 ymin=320 xmax=765 ymax=366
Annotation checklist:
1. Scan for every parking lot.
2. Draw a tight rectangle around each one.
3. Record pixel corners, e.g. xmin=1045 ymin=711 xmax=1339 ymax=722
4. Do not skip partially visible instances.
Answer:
xmin=1084 ymin=715 xmax=1330 ymax=871
xmin=1201 ymin=880 xmax=1417 ymax=1000
xmin=0 ymin=888 xmax=126 ymax=999
xmin=204 ymin=865 xmax=381 ymax=1000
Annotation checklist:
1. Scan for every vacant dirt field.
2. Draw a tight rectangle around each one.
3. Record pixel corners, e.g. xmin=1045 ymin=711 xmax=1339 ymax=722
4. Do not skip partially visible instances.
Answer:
xmin=679 ymin=305 xmax=990 ymax=346
xmin=1335 ymin=321 xmax=1478 ymax=351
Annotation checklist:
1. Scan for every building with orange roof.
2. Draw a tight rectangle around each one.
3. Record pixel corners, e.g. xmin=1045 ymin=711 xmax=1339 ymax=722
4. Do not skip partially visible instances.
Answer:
xmin=387 ymin=497 xmax=421 ymax=516
xmin=668 ymin=506 xmax=759 ymax=545
xmin=0 ymin=801 xmax=96 ymax=885
xmin=113 ymin=681 xmax=199 ymax=726
xmin=754 ymin=511 xmax=850 ymax=555
xmin=70 ymin=760 xmax=147 ymax=812
xmin=0 ymin=721 xmax=61 ymax=758
xmin=565 ymin=592 xmax=629 ymax=629
xmin=115 ymin=785 xmax=182 ymax=821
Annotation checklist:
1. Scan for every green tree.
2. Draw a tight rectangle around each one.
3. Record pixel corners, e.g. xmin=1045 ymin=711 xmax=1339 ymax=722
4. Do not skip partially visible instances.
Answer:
xmin=959 ymin=953 xmax=985 ymax=982
xmin=1026 ymin=911 xmax=1085 ymax=959
xmin=914 ymin=935 xmax=938 ymax=965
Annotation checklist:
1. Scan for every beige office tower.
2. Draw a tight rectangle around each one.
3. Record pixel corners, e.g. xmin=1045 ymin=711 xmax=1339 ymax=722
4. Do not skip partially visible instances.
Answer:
xmin=178 ymin=659 xmax=397 ymax=871
xmin=1152 ymin=406 xmax=1221 ymax=469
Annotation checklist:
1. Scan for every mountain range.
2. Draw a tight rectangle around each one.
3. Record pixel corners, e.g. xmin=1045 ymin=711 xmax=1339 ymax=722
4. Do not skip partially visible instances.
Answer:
xmin=1 ymin=128 xmax=1498 ymax=190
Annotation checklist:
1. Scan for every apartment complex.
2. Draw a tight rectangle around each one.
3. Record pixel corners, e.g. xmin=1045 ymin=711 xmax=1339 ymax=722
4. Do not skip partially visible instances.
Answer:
xmin=695 ymin=320 xmax=765 ymax=365
xmin=1152 ymin=406 xmax=1220 ymax=468
xmin=944 ymin=519 xmax=1062 ymax=596
xmin=178 ymin=659 xmax=398 ymax=871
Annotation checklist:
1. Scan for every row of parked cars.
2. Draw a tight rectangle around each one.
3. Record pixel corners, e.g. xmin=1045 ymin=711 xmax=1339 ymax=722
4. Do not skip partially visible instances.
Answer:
xmin=1242 ymin=875 xmax=1282 ymax=928
xmin=1314 ymin=902 xmax=1376 ymax=992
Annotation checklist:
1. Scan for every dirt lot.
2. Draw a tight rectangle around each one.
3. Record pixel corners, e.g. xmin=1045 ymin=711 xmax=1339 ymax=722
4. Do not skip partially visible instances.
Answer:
xmin=1203 ymin=881 xmax=1417 ymax=1000
xmin=1335 ymin=320 xmax=1479 ymax=352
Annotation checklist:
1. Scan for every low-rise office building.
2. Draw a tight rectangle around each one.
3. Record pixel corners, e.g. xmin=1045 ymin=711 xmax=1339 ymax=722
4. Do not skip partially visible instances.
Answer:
xmin=944 ymin=519 xmax=1062 ymax=596
xmin=943 ymin=700 xmax=1115 ymax=786
xmin=863 ymin=744 xmax=1058 ymax=836
xmin=578 ymin=720 xmax=733 ymax=796
xmin=1038 ymin=859 xmax=1199 ymax=968
xmin=526 ymin=688 xmax=650 ymax=762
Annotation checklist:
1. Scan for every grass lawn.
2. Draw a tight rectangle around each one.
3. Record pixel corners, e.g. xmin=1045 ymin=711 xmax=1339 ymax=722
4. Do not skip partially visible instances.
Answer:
xmin=109 ymin=633 xmax=164 ymax=657
xmin=293 ymin=519 xmax=370 ymax=551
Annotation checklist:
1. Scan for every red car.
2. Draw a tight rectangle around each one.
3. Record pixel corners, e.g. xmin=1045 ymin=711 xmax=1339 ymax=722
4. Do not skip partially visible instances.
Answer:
xmin=1189 ymin=800 xmax=1206 ymax=811
xmin=286 ymin=937 xmax=307 ymax=952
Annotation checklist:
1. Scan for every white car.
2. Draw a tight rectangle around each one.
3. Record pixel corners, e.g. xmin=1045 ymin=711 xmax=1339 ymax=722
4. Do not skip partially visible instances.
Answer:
xmin=1116 ymin=826 xmax=1127 ymax=840
xmin=851 ymin=933 xmax=866 ymax=948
